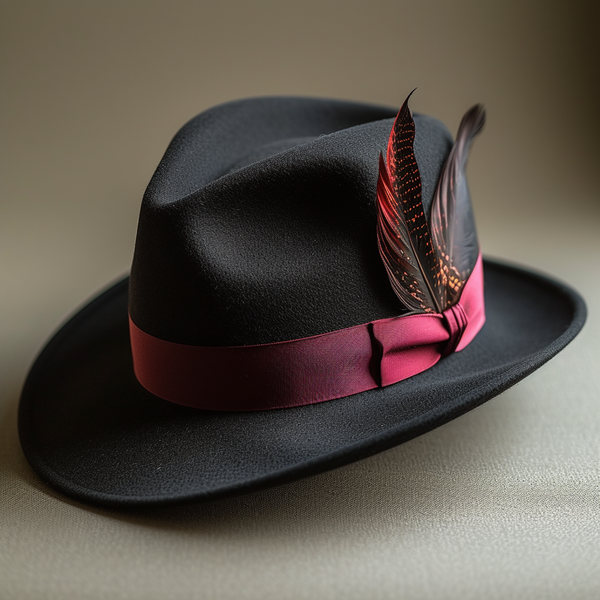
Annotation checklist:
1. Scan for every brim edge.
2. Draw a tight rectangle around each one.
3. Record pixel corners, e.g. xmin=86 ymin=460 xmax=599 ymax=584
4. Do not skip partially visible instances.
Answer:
xmin=17 ymin=258 xmax=587 ymax=508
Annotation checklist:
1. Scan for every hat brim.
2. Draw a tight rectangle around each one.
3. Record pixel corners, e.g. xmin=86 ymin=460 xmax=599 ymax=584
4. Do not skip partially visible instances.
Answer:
xmin=18 ymin=259 xmax=585 ymax=507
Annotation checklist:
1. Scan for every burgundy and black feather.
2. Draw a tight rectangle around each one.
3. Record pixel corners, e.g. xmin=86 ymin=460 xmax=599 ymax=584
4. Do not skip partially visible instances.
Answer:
xmin=377 ymin=93 xmax=485 ymax=314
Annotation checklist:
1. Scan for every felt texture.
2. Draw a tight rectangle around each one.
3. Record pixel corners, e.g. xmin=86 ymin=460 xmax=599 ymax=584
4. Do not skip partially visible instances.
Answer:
xmin=19 ymin=260 xmax=585 ymax=505
xmin=129 ymin=97 xmax=453 ymax=345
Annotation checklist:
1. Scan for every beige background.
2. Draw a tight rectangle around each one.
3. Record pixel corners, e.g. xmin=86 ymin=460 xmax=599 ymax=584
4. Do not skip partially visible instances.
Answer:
xmin=1 ymin=1 xmax=599 ymax=599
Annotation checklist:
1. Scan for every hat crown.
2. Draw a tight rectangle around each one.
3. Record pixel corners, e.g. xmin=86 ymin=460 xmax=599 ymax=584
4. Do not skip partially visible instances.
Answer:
xmin=129 ymin=97 xmax=454 ymax=346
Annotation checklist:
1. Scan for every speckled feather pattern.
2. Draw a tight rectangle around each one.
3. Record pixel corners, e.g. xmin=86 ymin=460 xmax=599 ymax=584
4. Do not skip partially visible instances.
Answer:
xmin=377 ymin=93 xmax=485 ymax=314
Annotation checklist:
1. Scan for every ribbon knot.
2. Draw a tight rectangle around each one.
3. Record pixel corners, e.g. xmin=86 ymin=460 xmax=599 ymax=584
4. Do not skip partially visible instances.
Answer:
xmin=441 ymin=303 xmax=469 ymax=358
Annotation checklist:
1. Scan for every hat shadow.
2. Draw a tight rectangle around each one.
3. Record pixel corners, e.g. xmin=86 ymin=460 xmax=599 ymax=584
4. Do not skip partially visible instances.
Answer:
xmin=3 ymin=351 xmax=534 ymax=540
xmin=3 ymin=356 xmax=546 ymax=541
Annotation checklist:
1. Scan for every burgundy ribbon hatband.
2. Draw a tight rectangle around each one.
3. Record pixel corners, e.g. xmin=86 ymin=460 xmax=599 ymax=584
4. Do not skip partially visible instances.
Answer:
xmin=130 ymin=255 xmax=485 ymax=411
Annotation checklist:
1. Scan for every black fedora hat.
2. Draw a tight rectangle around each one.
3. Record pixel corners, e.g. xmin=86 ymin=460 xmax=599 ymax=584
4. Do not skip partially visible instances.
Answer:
xmin=19 ymin=95 xmax=586 ymax=507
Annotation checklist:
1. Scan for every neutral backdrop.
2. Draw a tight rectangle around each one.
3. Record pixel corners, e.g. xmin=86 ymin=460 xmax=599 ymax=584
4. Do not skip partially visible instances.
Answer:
xmin=1 ymin=1 xmax=599 ymax=599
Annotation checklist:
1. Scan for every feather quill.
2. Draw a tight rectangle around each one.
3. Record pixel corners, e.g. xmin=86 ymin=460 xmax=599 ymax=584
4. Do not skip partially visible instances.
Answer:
xmin=376 ymin=93 xmax=485 ymax=314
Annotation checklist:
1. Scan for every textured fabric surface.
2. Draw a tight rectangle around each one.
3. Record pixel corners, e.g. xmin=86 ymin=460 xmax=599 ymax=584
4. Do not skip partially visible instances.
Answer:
xmin=2 ymin=0 xmax=599 ymax=598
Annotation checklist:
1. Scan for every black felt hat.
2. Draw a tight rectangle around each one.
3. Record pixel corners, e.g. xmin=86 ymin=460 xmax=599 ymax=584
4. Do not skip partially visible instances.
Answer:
xmin=19 ymin=96 xmax=586 ymax=507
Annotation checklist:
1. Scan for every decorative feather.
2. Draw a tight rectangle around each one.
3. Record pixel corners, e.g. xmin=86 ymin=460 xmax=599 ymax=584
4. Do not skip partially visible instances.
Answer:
xmin=376 ymin=93 xmax=485 ymax=314
xmin=430 ymin=103 xmax=485 ymax=308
